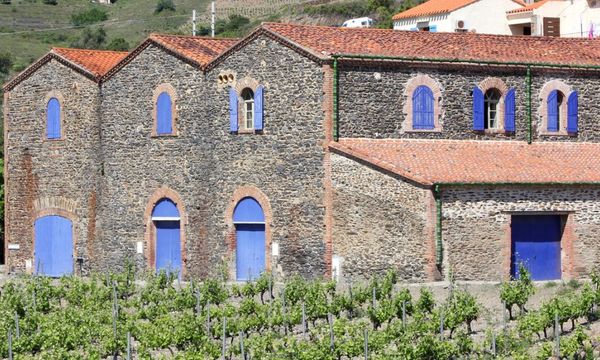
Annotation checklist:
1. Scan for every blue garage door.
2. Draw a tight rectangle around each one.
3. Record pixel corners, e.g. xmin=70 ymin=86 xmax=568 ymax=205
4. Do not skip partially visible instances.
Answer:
xmin=34 ymin=215 xmax=73 ymax=277
xmin=152 ymin=199 xmax=181 ymax=278
xmin=511 ymin=215 xmax=562 ymax=280
xmin=234 ymin=197 xmax=265 ymax=281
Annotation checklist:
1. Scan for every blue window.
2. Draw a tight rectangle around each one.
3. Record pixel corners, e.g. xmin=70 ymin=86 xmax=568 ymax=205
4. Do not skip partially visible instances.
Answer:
xmin=567 ymin=91 xmax=578 ymax=133
xmin=46 ymin=97 xmax=61 ymax=139
xmin=412 ymin=85 xmax=434 ymax=130
xmin=156 ymin=92 xmax=173 ymax=135
xmin=547 ymin=90 xmax=562 ymax=132
xmin=34 ymin=215 xmax=73 ymax=277
xmin=233 ymin=197 xmax=266 ymax=281
xmin=229 ymin=85 xmax=264 ymax=132
xmin=152 ymin=198 xmax=181 ymax=278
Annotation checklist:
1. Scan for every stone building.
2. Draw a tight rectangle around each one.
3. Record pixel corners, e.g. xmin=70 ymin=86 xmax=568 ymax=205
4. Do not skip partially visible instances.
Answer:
xmin=5 ymin=24 xmax=600 ymax=282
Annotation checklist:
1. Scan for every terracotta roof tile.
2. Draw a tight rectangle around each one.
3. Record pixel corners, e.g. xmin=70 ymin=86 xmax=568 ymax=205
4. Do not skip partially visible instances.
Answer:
xmin=393 ymin=0 xmax=525 ymax=20
xmin=261 ymin=22 xmax=600 ymax=66
xmin=148 ymin=34 xmax=239 ymax=66
xmin=507 ymin=0 xmax=554 ymax=13
xmin=330 ymin=139 xmax=600 ymax=186
xmin=51 ymin=48 xmax=128 ymax=77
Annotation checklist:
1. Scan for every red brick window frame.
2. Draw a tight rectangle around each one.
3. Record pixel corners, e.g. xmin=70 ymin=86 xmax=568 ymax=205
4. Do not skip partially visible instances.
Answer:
xmin=538 ymin=80 xmax=572 ymax=136
xmin=143 ymin=186 xmax=188 ymax=278
xmin=234 ymin=77 xmax=261 ymax=134
xmin=224 ymin=186 xmax=273 ymax=280
xmin=477 ymin=77 xmax=509 ymax=134
xmin=402 ymin=75 xmax=443 ymax=132
xmin=152 ymin=83 xmax=178 ymax=137
xmin=43 ymin=90 xmax=65 ymax=141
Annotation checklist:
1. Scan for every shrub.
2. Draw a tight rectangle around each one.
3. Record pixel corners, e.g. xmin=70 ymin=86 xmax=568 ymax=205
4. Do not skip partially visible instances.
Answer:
xmin=155 ymin=0 xmax=175 ymax=13
xmin=106 ymin=37 xmax=129 ymax=51
xmin=71 ymin=27 xmax=106 ymax=49
xmin=0 ymin=0 xmax=11 ymax=5
xmin=71 ymin=8 xmax=108 ymax=26
xmin=500 ymin=264 xmax=535 ymax=319
xmin=0 ymin=52 xmax=12 ymax=76
xmin=43 ymin=0 xmax=58 ymax=4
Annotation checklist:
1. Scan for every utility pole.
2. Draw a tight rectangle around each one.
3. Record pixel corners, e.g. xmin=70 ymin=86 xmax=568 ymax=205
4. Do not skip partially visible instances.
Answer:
xmin=211 ymin=0 xmax=215 ymax=37
xmin=192 ymin=9 xmax=196 ymax=36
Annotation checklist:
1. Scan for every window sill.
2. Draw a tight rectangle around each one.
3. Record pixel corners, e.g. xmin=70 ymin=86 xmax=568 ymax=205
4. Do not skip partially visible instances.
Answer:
xmin=43 ymin=137 xmax=65 ymax=143
xmin=539 ymin=131 xmax=573 ymax=137
xmin=235 ymin=129 xmax=263 ymax=135
xmin=473 ymin=129 xmax=513 ymax=135
xmin=405 ymin=128 xmax=442 ymax=133
xmin=151 ymin=133 xmax=179 ymax=138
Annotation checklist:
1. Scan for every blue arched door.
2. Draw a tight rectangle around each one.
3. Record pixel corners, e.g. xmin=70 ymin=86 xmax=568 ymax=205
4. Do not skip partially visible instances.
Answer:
xmin=34 ymin=215 xmax=73 ymax=277
xmin=234 ymin=197 xmax=266 ymax=281
xmin=152 ymin=198 xmax=182 ymax=277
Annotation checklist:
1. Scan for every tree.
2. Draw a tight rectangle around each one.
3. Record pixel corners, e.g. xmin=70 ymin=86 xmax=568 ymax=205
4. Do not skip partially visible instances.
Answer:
xmin=0 ymin=52 xmax=12 ymax=78
xmin=106 ymin=38 xmax=129 ymax=51
xmin=155 ymin=0 xmax=175 ymax=13
xmin=71 ymin=27 xmax=107 ymax=49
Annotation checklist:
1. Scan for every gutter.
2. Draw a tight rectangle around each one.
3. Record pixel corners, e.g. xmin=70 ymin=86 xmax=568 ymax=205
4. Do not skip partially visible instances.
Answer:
xmin=333 ymin=56 xmax=339 ymax=141
xmin=526 ymin=66 xmax=532 ymax=144
xmin=434 ymin=184 xmax=442 ymax=268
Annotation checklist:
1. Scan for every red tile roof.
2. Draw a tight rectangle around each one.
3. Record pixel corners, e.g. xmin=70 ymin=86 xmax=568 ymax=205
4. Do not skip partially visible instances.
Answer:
xmin=330 ymin=139 xmax=600 ymax=186
xmin=148 ymin=34 xmax=239 ymax=66
xmin=393 ymin=0 xmax=525 ymax=20
xmin=51 ymin=48 xmax=128 ymax=77
xmin=507 ymin=0 xmax=554 ymax=13
xmin=260 ymin=22 xmax=600 ymax=67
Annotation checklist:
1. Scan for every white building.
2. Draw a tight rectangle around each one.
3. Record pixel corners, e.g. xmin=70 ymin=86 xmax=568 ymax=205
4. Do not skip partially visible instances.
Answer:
xmin=507 ymin=0 xmax=600 ymax=37
xmin=392 ymin=0 xmax=525 ymax=34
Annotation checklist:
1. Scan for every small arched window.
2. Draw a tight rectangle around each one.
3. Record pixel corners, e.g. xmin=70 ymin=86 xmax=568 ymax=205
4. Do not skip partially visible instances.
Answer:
xmin=241 ymin=88 xmax=254 ymax=130
xmin=46 ymin=97 xmax=61 ymax=139
xmin=484 ymin=88 xmax=501 ymax=129
xmin=412 ymin=85 xmax=434 ymax=130
xmin=156 ymin=92 xmax=173 ymax=135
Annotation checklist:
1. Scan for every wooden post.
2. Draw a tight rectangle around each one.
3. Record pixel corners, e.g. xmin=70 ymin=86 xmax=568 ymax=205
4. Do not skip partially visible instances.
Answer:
xmin=363 ymin=328 xmax=368 ymax=360
xmin=8 ymin=329 xmax=13 ymax=360
xmin=222 ymin=317 xmax=227 ymax=360
xmin=127 ymin=331 xmax=131 ymax=360
xmin=402 ymin=301 xmax=406 ymax=328
xmin=195 ymin=289 xmax=201 ymax=316
xmin=554 ymin=312 xmax=560 ymax=358
xmin=239 ymin=331 xmax=245 ymax=360
xmin=439 ymin=309 xmax=444 ymax=340
xmin=14 ymin=313 xmax=19 ymax=339
xmin=491 ymin=330 xmax=496 ymax=356
xmin=302 ymin=301 xmax=307 ymax=340
xmin=328 ymin=313 xmax=334 ymax=352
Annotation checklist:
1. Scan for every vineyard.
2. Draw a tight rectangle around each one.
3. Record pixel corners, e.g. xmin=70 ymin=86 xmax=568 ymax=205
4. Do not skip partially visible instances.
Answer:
xmin=209 ymin=0 xmax=329 ymax=19
xmin=0 ymin=265 xmax=599 ymax=359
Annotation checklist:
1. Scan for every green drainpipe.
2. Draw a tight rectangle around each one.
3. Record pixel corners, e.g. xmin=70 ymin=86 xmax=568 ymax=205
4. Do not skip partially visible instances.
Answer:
xmin=332 ymin=56 xmax=339 ymax=142
xmin=527 ymin=66 xmax=532 ymax=144
xmin=434 ymin=185 xmax=443 ymax=268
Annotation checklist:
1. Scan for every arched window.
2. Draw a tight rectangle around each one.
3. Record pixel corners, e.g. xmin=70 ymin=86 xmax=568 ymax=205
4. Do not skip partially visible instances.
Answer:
xmin=547 ymin=90 xmax=564 ymax=132
xmin=484 ymin=88 xmax=501 ymax=129
xmin=412 ymin=85 xmax=434 ymax=130
xmin=46 ymin=97 xmax=61 ymax=139
xmin=233 ymin=197 xmax=265 ymax=281
xmin=241 ymin=88 xmax=254 ymax=130
xmin=34 ymin=215 xmax=73 ymax=277
xmin=156 ymin=92 xmax=173 ymax=135
xmin=152 ymin=198 xmax=181 ymax=277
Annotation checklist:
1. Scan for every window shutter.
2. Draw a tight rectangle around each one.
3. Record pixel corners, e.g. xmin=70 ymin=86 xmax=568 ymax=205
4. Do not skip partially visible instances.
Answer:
xmin=254 ymin=85 xmax=264 ymax=130
xmin=47 ymin=98 xmax=61 ymax=139
xmin=567 ymin=91 xmax=578 ymax=133
xmin=229 ymin=88 xmax=238 ymax=132
xmin=547 ymin=90 xmax=558 ymax=132
xmin=156 ymin=92 xmax=173 ymax=135
xmin=413 ymin=86 xmax=435 ymax=130
xmin=504 ymin=88 xmax=516 ymax=132
xmin=473 ymin=87 xmax=484 ymax=131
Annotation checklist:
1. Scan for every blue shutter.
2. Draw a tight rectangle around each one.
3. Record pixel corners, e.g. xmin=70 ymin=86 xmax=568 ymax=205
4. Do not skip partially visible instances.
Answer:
xmin=567 ymin=91 xmax=578 ymax=133
xmin=505 ymin=88 xmax=516 ymax=132
xmin=156 ymin=92 xmax=173 ymax=135
xmin=473 ymin=87 xmax=484 ymax=131
xmin=429 ymin=25 xmax=437 ymax=32
xmin=47 ymin=98 xmax=61 ymax=139
xmin=229 ymin=88 xmax=238 ymax=132
xmin=254 ymin=85 xmax=264 ymax=130
xmin=547 ymin=90 xmax=558 ymax=132
xmin=412 ymin=86 xmax=434 ymax=130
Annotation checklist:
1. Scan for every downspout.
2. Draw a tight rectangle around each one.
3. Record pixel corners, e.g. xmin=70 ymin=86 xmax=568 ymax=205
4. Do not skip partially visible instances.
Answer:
xmin=526 ymin=65 xmax=532 ymax=144
xmin=434 ymin=185 xmax=443 ymax=269
xmin=332 ymin=56 xmax=339 ymax=142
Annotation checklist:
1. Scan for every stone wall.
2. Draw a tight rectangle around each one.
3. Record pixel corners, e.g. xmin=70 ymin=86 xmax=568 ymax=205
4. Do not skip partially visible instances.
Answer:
xmin=441 ymin=186 xmax=600 ymax=281
xmin=331 ymin=153 xmax=435 ymax=282
xmin=4 ymin=60 xmax=101 ymax=273
xmin=99 ymin=35 xmax=327 ymax=279
xmin=337 ymin=63 xmax=600 ymax=142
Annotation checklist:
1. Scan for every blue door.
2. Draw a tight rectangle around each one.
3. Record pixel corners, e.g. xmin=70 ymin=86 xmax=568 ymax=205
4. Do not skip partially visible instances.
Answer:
xmin=152 ymin=199 xmax=181 ymax=278
xmin=511 ymin=215 xmax=562 ymax=280
xmin=34 ymin=215 xmax=73 ymax=277
xmin=234 ymin=197 xmax=266 ymax=281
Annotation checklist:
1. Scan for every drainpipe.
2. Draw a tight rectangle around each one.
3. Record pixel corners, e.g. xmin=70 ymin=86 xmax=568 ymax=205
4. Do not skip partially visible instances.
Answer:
xmin=434 ymin=185 xmax=443 ymax=268
xmin=526 ymin=65 xmax=532 ymax=144
xmin=332 ymin=56 xmax=339 ymax=142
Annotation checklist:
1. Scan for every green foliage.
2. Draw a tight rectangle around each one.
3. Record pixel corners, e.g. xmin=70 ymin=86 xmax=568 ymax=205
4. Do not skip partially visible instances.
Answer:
xmin=155 ymin=0 xmax=175 ymax=14
xmin=303 ymin=1 xmax=370 ymax=18
xmin=500 ymin=264 xmax=535 ymax=319
xmin=106 ymin=37 xmax=129 ymax=51
xmin=71 ymin=27 xmax=106 ymax=49
xmin=71 ymin=8 xmax=108 ymax=26
xmin=213 ymin=14 xmax=252 ymax=38
xmin=0 ymin=51 xmax=12 ymax=78
xmin=42 ymin=0 xmax=57 ymax=4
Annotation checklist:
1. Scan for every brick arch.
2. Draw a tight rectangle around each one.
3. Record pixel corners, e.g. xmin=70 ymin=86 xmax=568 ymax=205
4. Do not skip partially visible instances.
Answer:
xmin=152 ymin=83 xmax=178 ymax=136
xmin=233 ymin=76 xmax=261 ymax=94
xmin=402 ymin=74 xmax=443 ymax=132
xmin=143 ymin=186 xmax=188 ymax=277
xmin=32 ymin=205 xmax=79 ymax=274
xmin=477 ymin=77 xmax=509 ymax=132
xmin=43 ymin=90 xmax=65 ymax=141
xmin=538 ymin=79 xmax=573 ymax=136
xmin=224 ymin=186 xmax=273 ymax=279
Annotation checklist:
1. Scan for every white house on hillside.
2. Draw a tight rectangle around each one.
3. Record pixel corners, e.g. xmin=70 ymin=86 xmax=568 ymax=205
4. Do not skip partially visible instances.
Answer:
xmin=392 ymin=0 xmax=525 ymax=34
xmin=507 ymin=0 xmax=600 ymax=37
